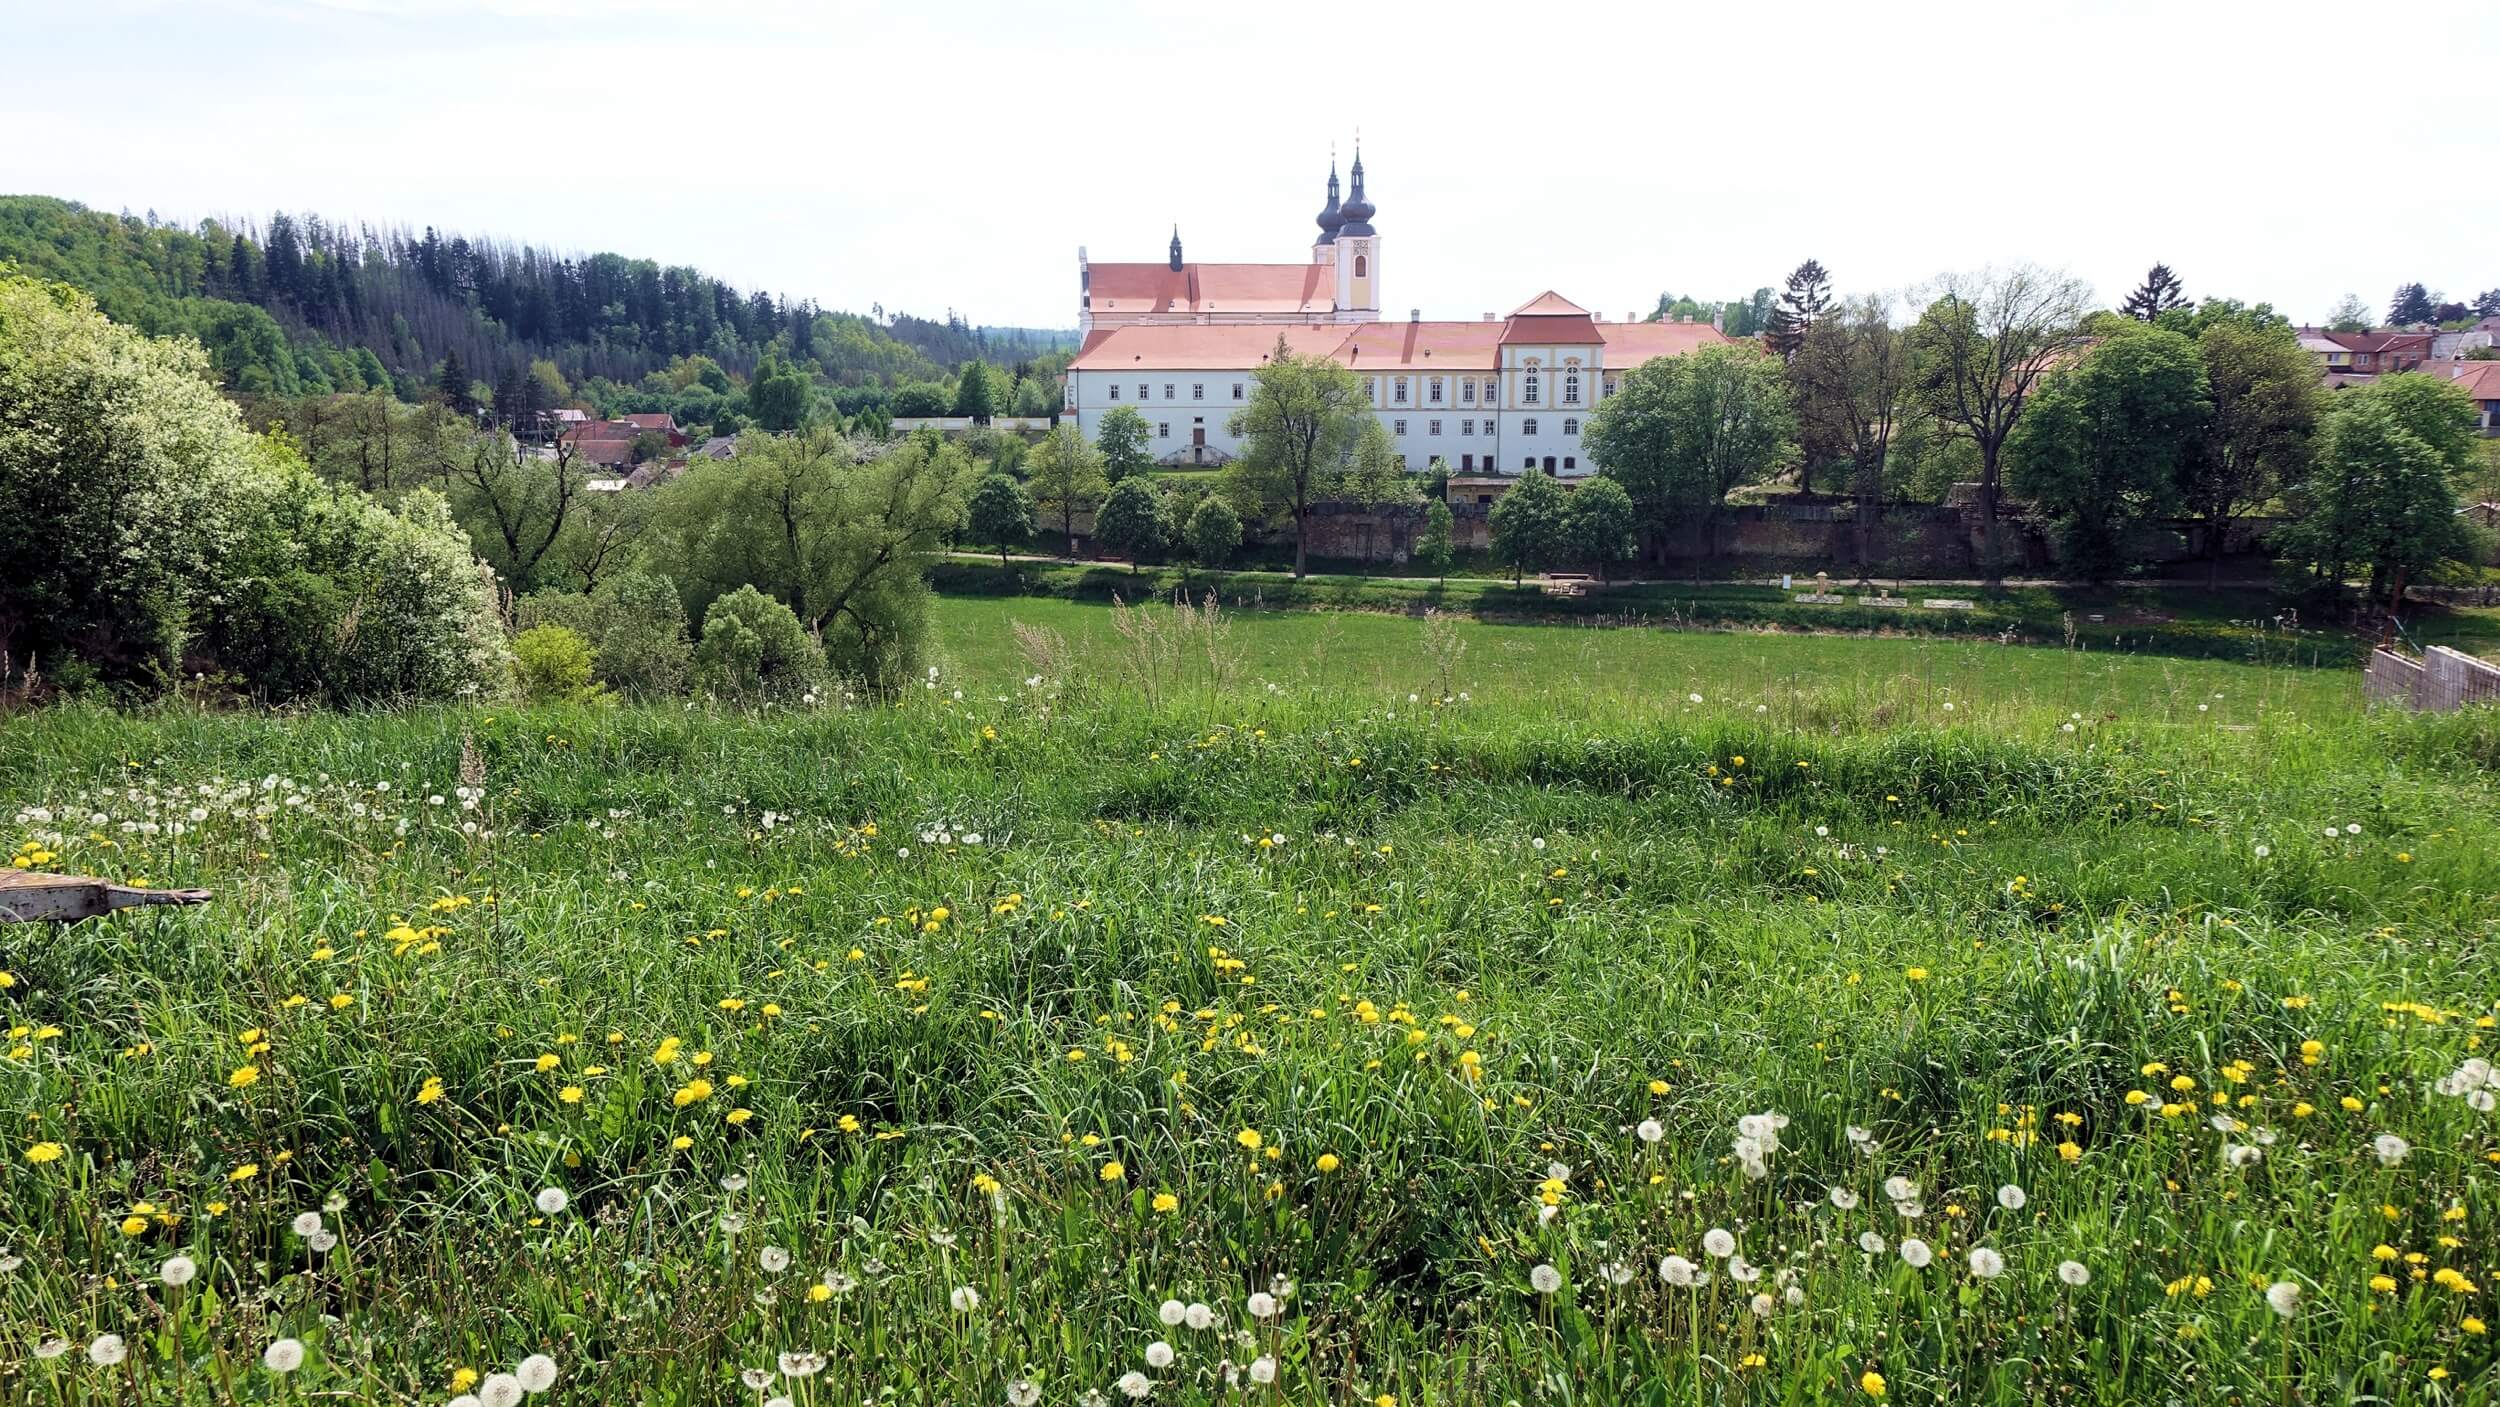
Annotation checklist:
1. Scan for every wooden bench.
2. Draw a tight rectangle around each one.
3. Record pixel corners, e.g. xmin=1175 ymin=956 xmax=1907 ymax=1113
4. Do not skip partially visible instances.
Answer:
xmin=0 ymin=869 xmax=212 ymax=924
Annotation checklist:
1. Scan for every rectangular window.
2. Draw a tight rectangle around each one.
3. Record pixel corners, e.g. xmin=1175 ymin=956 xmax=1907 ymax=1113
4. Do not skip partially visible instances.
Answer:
xmin=1158 ymin=422 xmax=1170 ymax=438
xmin=1563 ymin=418 xmax=1579 ymax=436
xmin=1460 ymin=419 xmax=1473 ymax=436
xmin=1523 ymin=418 xmax=1539 ymax=436
xmin=1394 ymin=379 xmax=1408 ymax=404
xmin=1430 ymin=379 xmax=1444 ymax=403
xmin=1461 ymin=453 xmax=1474 ymax=471
xmin=1163 ymin=384 xmax=1175 ymax=400
xmin=1393 ymin=419 xmax=1407 ymax=435
xmin=1564 ymin=372 xmax=1581 ymax=404
xmin=1109 ymin=384 xmax=1120 ymax=400
xmin=1232 ymin=382 xmax=1244 ymax=400
xmin=1563 ymin=456 xmax=1576 ymax=471
xmin=1524 ymin=372 xmax=1540 ymax=405
xmin=1463 ymin=380 xmax=1477 ymax=405
xmin=1484 ymin=378 xmax=1498 ymax=401
xmin=1137 ymin=384 xmax=1148 ymax=400
xmin=1523 ymin=456 xmax=1536 ymax=470
xmin=1192 ymin=384 xmax=1204 ymax=401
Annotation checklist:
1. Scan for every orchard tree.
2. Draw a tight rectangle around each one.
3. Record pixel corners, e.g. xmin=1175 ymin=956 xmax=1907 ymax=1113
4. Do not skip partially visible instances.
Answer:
xmin=1226 ymin=335 xmax=1367 ymax=577
xmin=1093 ymin=476 xmax=1170 ymax=573
xmin=1794 ymin=296 xmax=1918 ymax=580
xmin=1024 ymin=423 xmax=1109 ymax=557
xmin=1487 ymin=468 xmax=1572 ymax=583
xmin=1907 ymin=266 xmax=2094 ymax=585
xmin=1096 ymin=404 xmax=1155 ymax=482
xmin=2178 ymin=313 xmax=2320 ymax=585
xmin=1416 ymin=497 xmax=1455 ymax=583
xmin=2005 ymin=325 xmax=2210 ymax=582
xmin=1583 ymin=342 xmax=1796 ymax=573
xmin=1566 ymin=475 xmax=1640 ymax=581
xmin=1185 ymin=495 xmax=1243 ymax=575
xmin=965 ymin=470 xmax=1035 ymax=567
xmin=2277 ymin=374 xmax=2479 ymax=610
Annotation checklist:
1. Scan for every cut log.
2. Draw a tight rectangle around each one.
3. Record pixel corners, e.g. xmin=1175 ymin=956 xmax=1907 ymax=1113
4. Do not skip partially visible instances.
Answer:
xmin=0 ymin=869 xmax=213 ymax=924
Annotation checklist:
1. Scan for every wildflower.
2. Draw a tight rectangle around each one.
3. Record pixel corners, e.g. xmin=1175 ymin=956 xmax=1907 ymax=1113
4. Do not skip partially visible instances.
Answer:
xmin=1185 ymin=1302 xmax=1214 ymax=1329
xmin=951 ymin=1285 xmax=981 ymax=1312
xmin=292 ymin=1211 xmax=324 ymax=1238
xmin=1152 ymin=1192 xmax=1179 ymax=1214
xmin=1899 ymin=1238 xmax=1933 ymax=1269
xmin=264 ymin=1338 xmax=306 ymax=1373
xmin=1996 ymin=1184 xmax=2026 ymax=1211
xmin=1249 ymin=1355 xmax=1278 ymax=1384
xmin=25 ymin=1141 xmax=65 ymax=1165
xmin=1316 ymin=1153 xmax=1341 ymax=1173
xmin=1637 ymin=1119 xmax=1664 ymax=1144
xmin=89 ymin=1334 xmax=128 ymax=1367
xmin=1830 ymin=1187 xmax=1860 ymax=1210
xmin=1144 ymin=1341 xmax=1175 ymax=1368
xmin=1859 ymin=1232 xmax=1886 ymax=1254
xmin=1861 ymin=1370 xmax=1887 ymax=1398
xmin=777 ymin=1351 xmax=826 ymax=1378
xmin=1159 ymin=1299 xmax=1187 ymax=1326
xmin=1530 ymin=1263 xmax=1563 ymax=1294
xmin=1117 ymin=1370 xmax=1152 ymax=1398
xmin=1246 ymin=1290 xmax=1281 ymax=1319
xmin=1099 ymin=1160 xmax=1125 ymax=1183
xmin=2266 ymin=1281 xmax=2302 ymax=1319
xmin=415 ymin=1076 xmax=445 ymax=1105
xmin=2058 ymin=1260 xmax=2090 ymax=1286
xmin=160 ymin=1255 xmax=197 ymax=1286
xmin=535 ymin=1188 xmax=568 ymax=1215
xmin=1968 ymin=1247 xmax=2005 ymax=1278
xmin=1660 ymin=1255 xmax=1702 ymax=1287
xmin=1703 ymin=1227 xmax=1737 ymax=1259
xmin=229 ymin=1064 xmax=262 ymax=1089
xmin=759 ymin=1246 xmax=790 ymax=1273
xmin=1009 ymin=1382 xmax=1042 ymax=1406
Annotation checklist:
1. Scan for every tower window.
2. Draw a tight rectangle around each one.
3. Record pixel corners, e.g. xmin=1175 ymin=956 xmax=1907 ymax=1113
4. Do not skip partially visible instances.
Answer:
xmin=1354 ymin=255 xmax=1367 ymax=277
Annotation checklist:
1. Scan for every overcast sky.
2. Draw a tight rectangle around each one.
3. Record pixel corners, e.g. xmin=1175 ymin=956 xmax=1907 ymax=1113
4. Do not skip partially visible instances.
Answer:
xmin=10 ymin=0 xmax=2495 ymax=332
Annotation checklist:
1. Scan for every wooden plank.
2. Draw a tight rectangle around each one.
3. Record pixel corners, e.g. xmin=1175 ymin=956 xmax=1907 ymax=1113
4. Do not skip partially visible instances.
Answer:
xmin=0 ymin=870 xmax=212 ymax=924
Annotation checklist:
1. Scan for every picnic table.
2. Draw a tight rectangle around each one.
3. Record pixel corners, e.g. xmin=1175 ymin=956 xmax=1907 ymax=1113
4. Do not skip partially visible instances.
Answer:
xmin=0 ymin=869 xmax=212 ymax=923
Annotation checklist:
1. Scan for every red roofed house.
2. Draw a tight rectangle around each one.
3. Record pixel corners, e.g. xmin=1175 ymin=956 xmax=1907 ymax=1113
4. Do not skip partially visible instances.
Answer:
xmin=2295 ymin=327 xmax=2436 ymax=384
xmin=1066 ymin=150 xmax=1728 ymax=474
xmin=2417 ymin=359 xmax=2500 ymax=435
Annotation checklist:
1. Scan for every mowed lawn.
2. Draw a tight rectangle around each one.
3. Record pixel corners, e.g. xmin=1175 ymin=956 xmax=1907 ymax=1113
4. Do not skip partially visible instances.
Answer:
xmin=931 ymin=593 xmax=2361 ymax=725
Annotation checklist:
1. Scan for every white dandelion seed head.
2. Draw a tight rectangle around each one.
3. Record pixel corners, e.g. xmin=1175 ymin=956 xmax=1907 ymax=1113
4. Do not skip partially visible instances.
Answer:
xmin=262 ymin=1338 xmax=305 ymax=1373
xmin=742 ymin=1368 xmax=774 ymax=1391
xmin=2267 ymin=1281 xmax=2302 ymax=1319
xmin=1968 ymin=1247 xmax=2005 ymax=1279
xmin=1246 ymin=1291 xmax=1280 ymax=1319
xmin=514 ymin=1352 xmax=558 ymax=1394
xmin=1636 ymin=1118 xmax=1664 ymax=1144
xmin=1829 ymin=1187 xmax=1860 ymax=1210
xmin=1158 ymin=1299 xmax=1186 ymax=1326
xmin=951 ymin=1285 xmax=982 ymax=1313
xmin=479 ymin=1374 xmax=525 ymax=1407
xmin=1117 ymin=1369 xmax=1153 ymax=1398
xmin=1899 ymin=1238 xmax=1934 ymax=1269
xmin=307 ymin=1230 xmax=338 ymax=1253
xmin=1008 ymin=1381 xmax=1042 ymax=1407
xmin=1530 ymin=1263 xmax=1562 ymax=1294
xmin=776 ymin=1351 xmax=825 ymax=1379
xmin=1882 ymin=1176 xmax=1917 ymax=1202
xmin=159 ymin=1255 xmax=197 ymax=1287
xmin=1996 ymin=1184 xmax=2027 ymax=1211
xmin=759 ymin=1246 xmax=791 ymax=1273
xmin=1858 ymin=1231 xmax=1886 ymax=1254
xmin=2372 ymin=1133 xmax=2411 ymax=1167
xmin=1184 ymin=1302 xmax=1214 ymax=1331
xmin=1702 ymin=1227 xmax=1736 ymax=1259
xmin=291 ymin=1211 xmax=324 ymax=1238
xmin=2059 ymin=1260 xmax=2091 ymax=1286
xmin=1660 ymin=1254 xmax=1701 ymax=1287
xmin=1144 ymin=1341 xmax=1175 ymax=1369
xmin=535 ymin=1187 xmax=569 ymax=1216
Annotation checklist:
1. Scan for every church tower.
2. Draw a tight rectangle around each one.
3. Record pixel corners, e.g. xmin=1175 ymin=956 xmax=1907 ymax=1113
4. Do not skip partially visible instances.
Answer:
xmin=1333 ymin=147 xmax=1379 ymax=322
xmin=1312 ymin=161 xmax=1343 ymax=272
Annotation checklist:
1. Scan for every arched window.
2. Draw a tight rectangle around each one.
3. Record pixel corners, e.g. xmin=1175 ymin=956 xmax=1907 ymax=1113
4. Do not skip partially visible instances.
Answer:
xmin=1524 ymin=371 xmax=1540 ymax=405
xmin=1564 ymin=371 xmax=1581 ymax=404
xmin=1354 ymin=255 xmax=1368 ymax=277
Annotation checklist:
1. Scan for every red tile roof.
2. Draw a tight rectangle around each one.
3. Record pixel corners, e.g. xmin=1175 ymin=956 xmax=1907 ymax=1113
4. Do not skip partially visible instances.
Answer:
xmin=1069 ymin=323 xmax=1356 ymax=371
xmin=2417 ymin=359 xmax=2500 ymax=401
xmin=1501 ymin=314 xmax=1604 ymax=346
xmin=1088 ymin=262 xmax=1337 ymax=316
xmin=621 ymin=413 xmax=677 ymax=432
xmin=1341 ymin=321 xmax=1507 ymax=367
xmin=1509 ymin=291 xmax=1590 ymax=317
xmin=1071 ymin=310 xmax=1732 ymax=373
xmin=1597 ymin=320 xmax=1731 ymax=361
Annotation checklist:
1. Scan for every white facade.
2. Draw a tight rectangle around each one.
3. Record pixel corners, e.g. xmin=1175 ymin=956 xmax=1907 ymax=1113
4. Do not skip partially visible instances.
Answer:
xmin=1065 ymin=158 xmax=1726 ymax=476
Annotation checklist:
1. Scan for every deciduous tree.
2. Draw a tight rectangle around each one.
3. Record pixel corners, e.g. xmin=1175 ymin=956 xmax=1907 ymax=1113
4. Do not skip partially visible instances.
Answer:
xmin=965 ymin=470 xmax=1035 ymax=567
xmin=1583 ymin=342 xmax=1796 ymax=574
xmin=1096 ymin=404 xmax=1154 ymax=482
xmin=1226 ymin=335 xmax=1368 ymax=578
xmin=2178 ymin=315 xmax=2319 ymax=585
xmin=2277 ymin=375 xmax=2479 ymax=610
xmin=1566 ymin=475 xmax=1639 ymax=581
xmin=2005 ymin=325 xmax=2209 ymax=583
xmin=1092 ymin=476 xmax=1170 ymax=574
xmin=1487 ymin=468 xmax=1572 ymax=584
xmin=1024 ymin=423 xmax=1109 ymax=557
xmin=1795 ymin=296 xmax=1918 ymax=580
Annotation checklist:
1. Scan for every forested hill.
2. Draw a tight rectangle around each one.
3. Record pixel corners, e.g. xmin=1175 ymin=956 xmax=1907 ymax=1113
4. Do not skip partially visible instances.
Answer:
xmin=0 ymin=195 xmax=1072 ymax=401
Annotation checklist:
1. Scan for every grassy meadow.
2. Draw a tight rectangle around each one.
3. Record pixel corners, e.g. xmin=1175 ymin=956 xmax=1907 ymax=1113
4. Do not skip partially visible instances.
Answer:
xmin=4 ymin=600 xmax=2499 ymax=1405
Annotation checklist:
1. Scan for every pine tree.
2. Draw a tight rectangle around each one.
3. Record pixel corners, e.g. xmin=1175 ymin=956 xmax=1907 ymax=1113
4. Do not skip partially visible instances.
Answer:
xmin=436 ymin=350 xmax=473 ymax=414
xmin=2119 ymin=263 xmax=2187 ymax=322
xmin=2387 ymin=282 xmax=2436 ymax=327
xmin=2475 ymin=289 xmax=2500 ymax=320
xmin=1764 ymin=260 xmax=1831 ymax=360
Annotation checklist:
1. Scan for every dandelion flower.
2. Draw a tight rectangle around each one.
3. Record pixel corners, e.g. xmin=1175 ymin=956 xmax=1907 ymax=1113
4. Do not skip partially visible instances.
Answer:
xmin=2058 ymin=1260 xmax=2091 ymax=1286
xmin=759 ymin=1246 xmax=790 ymax=1273
xmin=263 ymin=1338 xmax=306 ymax=1374
xmin=88 ymin=1334 xmax=127 ymax=1367
xmin=1185 ymin=1302 xmax=1214 ymax=1330
xmin=479 ymin=1373 xmax=525 ymax=1407
xmin=2267 ymin=1281 xmax=2302 ymax=1319
xmin=2372 ymin=1134 xmax=2410 ymax=1167
xmin=1530 ymin=1263 xmax=1562 ymax=1294
xmin=1158 ymin=1299 xmax=1186 ymax=1326
xmin=1660 ymin=1255 xmax=1702 ymax=1287
xmin=951 ymin=1285 xmax=982 ymax=1312
xmin=1249 ymin=1356 xmax=1277 ymax=1384
xmin=159 ymin=1255 xmax=197 ymax=1287
xmin=1882 ymin=1176 xmax=1917 ymax=1202
xmin=1858 ymin=1231 xmax=1886 ymax=1254
xmin=292 ymin=1211 xmax=324 ymax=1238
xmin=1636 ymin=1119 xmax=1664 ymax=1144
xmin=777 ymin=1351 xmax=825 ymax=1378
xmin=1996 ymin=1184 xmax=2027 ymax=1211
xmin=1861 ymin=1370 xmax=1887 ymax=1398
xmin=534 ymin=1188 xmax=568 ymax=1215
xmin=1829 ymin=1187 xmax=1860 ymax=1210
xmin=1968 ymin=1247 xmax=2005 ymax=1278
xmin=1899 ymin=1238 xmax=1933 ymax=1269
xmin=1246 ymin=1290 xmax=1280 ymax=1319
xmin=1703 ymin=1227 xmax=1737 ymax=1259
xmin=1117 ymin=1370 xmax=1153 ymax=1398
xmin=1144 ymin=1341 xmax=1174 ymax=1369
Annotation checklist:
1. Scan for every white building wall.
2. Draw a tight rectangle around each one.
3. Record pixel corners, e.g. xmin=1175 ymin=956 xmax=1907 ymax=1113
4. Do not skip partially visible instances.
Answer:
xmin=1068 ymin=367 xmax=1255 ymax=463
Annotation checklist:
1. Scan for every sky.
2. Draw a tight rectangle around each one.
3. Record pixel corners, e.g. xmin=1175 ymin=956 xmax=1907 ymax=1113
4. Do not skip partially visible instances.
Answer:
xmin=7 ymin=0 xmax=2495 ymax=332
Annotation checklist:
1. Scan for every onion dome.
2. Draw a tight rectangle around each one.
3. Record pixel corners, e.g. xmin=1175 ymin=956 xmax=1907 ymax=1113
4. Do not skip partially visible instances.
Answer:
xmin=1315 ymin=163 xmax=1344 ymax=244
xmin=1338 ymin=150 xmax=1376 ymax=237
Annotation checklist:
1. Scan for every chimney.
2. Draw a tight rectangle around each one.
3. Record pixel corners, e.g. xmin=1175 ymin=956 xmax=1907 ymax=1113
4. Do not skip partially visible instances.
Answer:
xmin=1410 ymin=308 xmax=1420 ymax=322
xmin=1483 ymin=312 xmax=1496 ymax=322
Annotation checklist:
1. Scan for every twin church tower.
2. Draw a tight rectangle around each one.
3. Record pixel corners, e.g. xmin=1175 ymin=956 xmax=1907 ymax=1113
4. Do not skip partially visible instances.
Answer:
xmin=1078 ymin=150 xmax=1382 ymax=332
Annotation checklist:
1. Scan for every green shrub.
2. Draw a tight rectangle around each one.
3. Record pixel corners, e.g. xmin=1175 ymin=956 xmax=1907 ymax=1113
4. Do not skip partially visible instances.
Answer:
xmin=693 ymin=585 xmax=825 ymax=704
xmin=516 ymin=572 xmax=693 ymax=699
xmin=511 ymin=624 xmax=608 ymax=706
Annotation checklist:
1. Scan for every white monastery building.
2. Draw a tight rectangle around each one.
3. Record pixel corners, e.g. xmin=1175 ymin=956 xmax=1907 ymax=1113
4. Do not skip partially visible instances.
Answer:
xmin=1065 ymin=151 xmax=1727 ymax=478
